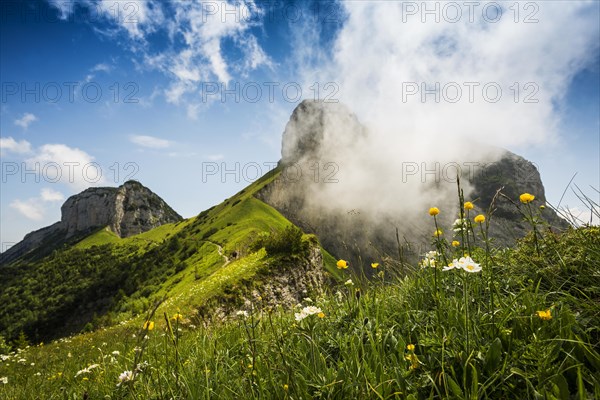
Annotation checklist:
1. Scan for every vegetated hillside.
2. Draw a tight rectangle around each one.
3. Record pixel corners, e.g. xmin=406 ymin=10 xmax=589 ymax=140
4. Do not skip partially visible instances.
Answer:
xmin=0 ymin=168 xmax=338 ymax=343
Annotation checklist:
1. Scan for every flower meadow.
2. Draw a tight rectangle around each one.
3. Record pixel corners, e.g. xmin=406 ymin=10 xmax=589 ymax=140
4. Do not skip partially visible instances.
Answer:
xmin=0 ymin=191 xmax=598 ymax=399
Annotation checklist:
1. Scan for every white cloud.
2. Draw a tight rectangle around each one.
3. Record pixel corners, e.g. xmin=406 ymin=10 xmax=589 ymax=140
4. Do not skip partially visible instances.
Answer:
xmin=130 ymin=135 xmax=171 ymax=149
xmin=10 ymin=199 xmax=44 ymax=221
xmin=26 ymin=144 xmax=104 ymax=190
xmin=206 ymin=154 xmax=224 ymax=161
xmin=91 ymin=63 xmax=112 ymax=73
xmin=45 ymin=0 xmax=271 ymax=112
xmin=40 ymin=188 xmax=65 ymax=202
xmin=0 ymin=137 xmax=32 ymax=154
xmin=14 ymin=113 xmax=37 ymax=129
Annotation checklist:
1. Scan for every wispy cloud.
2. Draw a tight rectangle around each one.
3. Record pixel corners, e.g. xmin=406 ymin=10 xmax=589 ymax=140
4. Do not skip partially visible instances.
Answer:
xmin=45 ymin=0 xmax=272 ymax=111
xmin=10 ymin=188 xmax=66 ymax=221
xmin=130 ymin=135 xmax=171 ymax=149
xmin=0 ymin=137 xmax=32 ymax=154
xmin=10 ymin=198 xmax=45 ymax=221
xmin=14 ymin=113 xmax=37 ymax=129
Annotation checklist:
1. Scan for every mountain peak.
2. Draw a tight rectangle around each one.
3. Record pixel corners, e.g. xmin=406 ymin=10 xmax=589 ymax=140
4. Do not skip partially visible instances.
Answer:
xmin=281 ymin=100 xmax=366 ymax=165
xmin=1 ymin=181 xmax=182 ymax=264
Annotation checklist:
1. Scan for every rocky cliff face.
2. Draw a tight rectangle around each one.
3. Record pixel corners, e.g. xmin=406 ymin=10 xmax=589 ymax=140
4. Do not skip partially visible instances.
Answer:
xmin=258 ymin=100 xmax=568 ymax=269
xmin=60 ymin=180 xmax=181 ymax=238
xmin=1 ymin=181 xmax=182 ymax=264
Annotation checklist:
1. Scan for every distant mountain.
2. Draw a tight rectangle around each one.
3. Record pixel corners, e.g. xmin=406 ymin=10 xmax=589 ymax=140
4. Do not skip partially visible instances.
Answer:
xmin=0 ymin=180 xmax=182 ymax=264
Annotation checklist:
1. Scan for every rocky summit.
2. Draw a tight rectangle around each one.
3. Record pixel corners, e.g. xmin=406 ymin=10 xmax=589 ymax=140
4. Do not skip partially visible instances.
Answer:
xmin=259 ymin=100 xmax=568 ymax=268
xmin=0 ymin=181 xmax=181 ymax=264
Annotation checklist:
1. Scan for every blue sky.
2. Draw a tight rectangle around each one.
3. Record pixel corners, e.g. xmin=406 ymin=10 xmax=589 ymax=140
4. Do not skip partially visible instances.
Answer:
xmin=1 ymin=0 xmax=599 ymax=248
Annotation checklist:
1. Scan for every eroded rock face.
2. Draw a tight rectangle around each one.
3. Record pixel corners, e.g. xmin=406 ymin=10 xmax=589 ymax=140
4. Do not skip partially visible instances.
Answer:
xmin=61 ymin=181 xmax=181 ymax=238
xmin=1 ymin=181 xmax=182 ymax=264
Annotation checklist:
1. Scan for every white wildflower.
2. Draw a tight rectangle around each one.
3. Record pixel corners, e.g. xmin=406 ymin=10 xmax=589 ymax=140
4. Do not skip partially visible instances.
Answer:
xmin=235 ymin=310 xmax=248 ymax=318
xmin=75 ymin=364 xmax=100 ymax=377
xmin=294 ymin=306 xmax=323 ymax=322
xmin=0 ymin=377 xmax=7 ymax=384
xmin=344 ymin=279 xmax=354 ymax=286
xmin=443 ymin=259 xmax=459 ymax=271
xmin=117 ymin=370 xmax=134 ymax=386
xmin=111 ymin=351 xmax=120 ymax=356
xmin=458 ymin=256 xmax=482 ymax=273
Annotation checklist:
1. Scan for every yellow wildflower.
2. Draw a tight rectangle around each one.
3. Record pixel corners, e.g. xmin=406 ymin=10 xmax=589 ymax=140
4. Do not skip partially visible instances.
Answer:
xmin=283 ymin=384 xmax=289 ymax=391
xmin=371 ymin=262 xmax=379 ymax=269
xmin=464 ymin=201 xmax=474 ymax=210
xmin=317 ymin=312 xmax=325 ymax=318
xmin=406 ymin=344 xmax=415 ymax=351
xmin=434 ymin=229 xmax=443 ymax=237
xmin=537 ymin=309 xmax=552 ymax=321
xmin=143 ymin=321 xmax=154 ymax=331
xmin=429 ymin=207 xmax=440 ymax=216
xmin=336 ymin=259 xmax=348 ymax=269
xmin=451 ymin=240 xmax=460 ymax=247
xmin=171 ymin=313 xmax=184 ymax=323
xmin=520 ymin=193 xmax=535 ymax=204
xmin=474 ymin=214 xmax=485 ymax=223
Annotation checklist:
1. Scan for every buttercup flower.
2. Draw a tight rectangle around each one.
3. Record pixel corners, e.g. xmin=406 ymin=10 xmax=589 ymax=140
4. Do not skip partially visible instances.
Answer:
xmin=317 ymin=312 xmax=325 ymax=318
xmin=371 ymin=262 xmax=379 ymax=269
xmin=429 ymin=207 xmax=440 ymax=216
xmin=336 ymin=259 xmax=348 ymax=269
xmin=170 ymin=313 xmax=184 ymax=322
xmin=537 ymin=309 xmax=552 ymax=321
xmin=520 ymin=193 xmax=535 ymax=204
xmin=464 ymin=201 xmax=474 ymax=210
xmin=143 ymin=321 xmax=154 ymax=331
xmin=406 ymin=344 xmax=415 ymax=351
xmin=434 ymin=229 xmax=443 ymax=237
xmin=474 ymin=214 xmax=485 ymax=223
xmin=451 ymin=240 xmax=460 ymax=247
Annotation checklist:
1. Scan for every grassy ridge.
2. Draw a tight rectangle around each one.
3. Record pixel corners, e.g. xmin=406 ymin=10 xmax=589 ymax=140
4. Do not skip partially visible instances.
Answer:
xmin=0 ymin=168 xmax=339 ymax=343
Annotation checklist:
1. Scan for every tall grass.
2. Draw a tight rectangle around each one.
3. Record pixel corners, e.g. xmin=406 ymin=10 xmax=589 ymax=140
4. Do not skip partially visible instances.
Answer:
xmin=1 ymin=193 xmax=599 ymax=399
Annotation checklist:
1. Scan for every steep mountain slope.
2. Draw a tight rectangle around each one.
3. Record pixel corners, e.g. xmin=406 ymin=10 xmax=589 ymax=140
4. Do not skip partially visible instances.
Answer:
xmin=0 ymin=170 xmax=335 ymax=342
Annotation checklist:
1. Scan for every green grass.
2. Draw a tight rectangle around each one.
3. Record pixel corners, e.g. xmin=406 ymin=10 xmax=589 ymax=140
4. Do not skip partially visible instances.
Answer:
xmin=1 ymin=223 xmax=598 ymax=399
xmin=1 ymin=171 xmax=598 ymax=398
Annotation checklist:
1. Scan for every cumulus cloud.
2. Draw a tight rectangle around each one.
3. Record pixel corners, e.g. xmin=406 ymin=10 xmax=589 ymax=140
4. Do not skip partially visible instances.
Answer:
xmin=40 ymin=188 xmax=65 ymax=202
xmin=130 ymin=135 xmax=171 ymax=149
xmin=14 ymin=113 xmax=37 ymax=129
xmin=289 ymin=1 xmax=599 ymax=217
xmin=0 ymin=137 xmax=32 ymax=154
xmin=26 ymin=144 xmax=104 ymax=190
